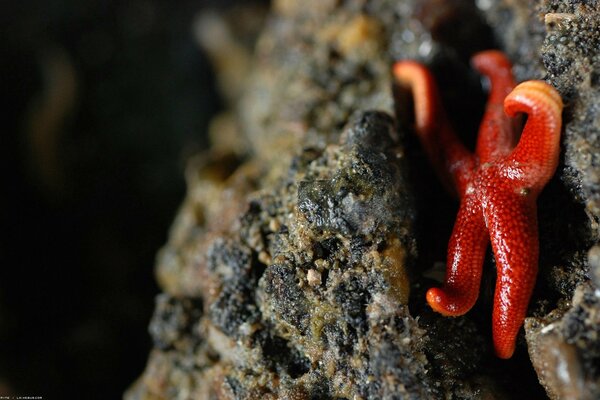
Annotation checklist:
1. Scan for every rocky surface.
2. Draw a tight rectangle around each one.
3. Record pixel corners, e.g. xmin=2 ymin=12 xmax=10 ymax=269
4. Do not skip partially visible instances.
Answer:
xmin=127 ymin=0 xmax=600 ymax=399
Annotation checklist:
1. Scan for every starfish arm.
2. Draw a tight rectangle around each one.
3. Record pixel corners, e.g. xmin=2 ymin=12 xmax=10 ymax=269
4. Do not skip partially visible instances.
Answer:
xmin=471 ymin=50 xmax=517 ymax=162
xmin=486 ymin=194 xmax=539 ymax=359
xmin=426 ymin=196 xmax=488 ymax=316
xmin=504 ymin=81 xmax=563 ymax=192
xmin=393 ymin=61 xmax=474 ymax=196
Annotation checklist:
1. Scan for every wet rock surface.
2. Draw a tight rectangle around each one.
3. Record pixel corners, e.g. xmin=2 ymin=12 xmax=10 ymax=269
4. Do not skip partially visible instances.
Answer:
xmin=526 ymin=281 xmax=600 ymax=400
xmin=128 ymin=0 xmax=600 ymax=399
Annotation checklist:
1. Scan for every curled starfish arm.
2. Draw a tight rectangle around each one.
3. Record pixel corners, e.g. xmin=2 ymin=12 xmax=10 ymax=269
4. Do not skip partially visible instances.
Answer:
xmin=426 ymin=196 xmax=489 ymax=315
xmin=393 ymin=61 xmax=474 ymax=196
xmin=504 ymin=81 xmax=563 ymax=192
xmin=486 ymin=195 xmax=539 ymax=359
xmin=471 ymin=50 xmax=517 ymax=162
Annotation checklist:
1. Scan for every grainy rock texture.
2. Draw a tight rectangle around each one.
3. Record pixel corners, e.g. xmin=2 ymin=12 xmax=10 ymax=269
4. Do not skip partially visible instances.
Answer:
xmin=127 ymin=0 xmax=600 ymax=399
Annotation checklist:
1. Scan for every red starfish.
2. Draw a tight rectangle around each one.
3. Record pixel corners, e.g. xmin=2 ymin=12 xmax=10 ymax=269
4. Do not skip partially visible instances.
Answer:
xmin=393 ymin=50 xmax=563 ymax=358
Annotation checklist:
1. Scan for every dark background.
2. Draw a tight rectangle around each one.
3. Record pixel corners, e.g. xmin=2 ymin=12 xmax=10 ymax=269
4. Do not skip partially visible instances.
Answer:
xmin=0 ymin=0 xmax=246 ymax=397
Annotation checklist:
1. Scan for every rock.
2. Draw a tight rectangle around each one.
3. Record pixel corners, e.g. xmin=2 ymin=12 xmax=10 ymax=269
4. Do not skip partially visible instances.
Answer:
xmin=525 ymin=282 xmax=600 ymax=400
xmin=128 ymin=0 xmax=600 ymax=399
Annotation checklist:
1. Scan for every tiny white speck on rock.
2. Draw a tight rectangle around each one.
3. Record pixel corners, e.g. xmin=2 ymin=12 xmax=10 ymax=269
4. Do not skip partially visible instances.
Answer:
xmin=258 ymin=251 xmax=271 ymax=265
xmin=307 ymin=269 xmax=322 ymax=287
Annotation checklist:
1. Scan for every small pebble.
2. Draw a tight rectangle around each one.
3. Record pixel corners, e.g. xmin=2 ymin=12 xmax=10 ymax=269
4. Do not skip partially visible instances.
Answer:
xmin=258 ymin=251 xmax=272 ymax=265
xmin=269 ymin=218 xmax=281 ymax=232
xmin=307 ymin=269 xmax=322 ymax=287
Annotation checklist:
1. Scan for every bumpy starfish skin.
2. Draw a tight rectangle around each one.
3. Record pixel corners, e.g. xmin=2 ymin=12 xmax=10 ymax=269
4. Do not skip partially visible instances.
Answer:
xmin=393 ymin=50 xmax=563 ymax=359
